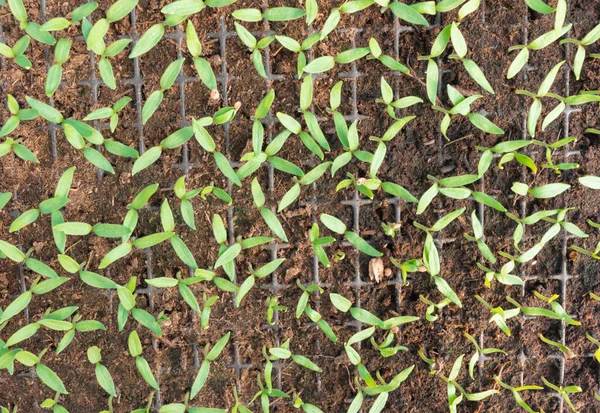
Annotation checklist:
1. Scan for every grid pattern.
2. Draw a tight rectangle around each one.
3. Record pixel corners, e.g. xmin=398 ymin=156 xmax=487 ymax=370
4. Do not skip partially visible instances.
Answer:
xmin=1 ymin=0 xmax=598 ymax=411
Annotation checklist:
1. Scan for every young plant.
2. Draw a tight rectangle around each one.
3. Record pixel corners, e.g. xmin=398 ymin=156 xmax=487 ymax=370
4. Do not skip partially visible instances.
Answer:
xmin=366 ymin=38 xmax=410 ymax=75
xmin=336 ymin=172 xmax=383 ymax=200
xmin=494 ymin=376 xmax=543 ymax=413
xmin=296 ymin=281 xmax=337 ymax=343
xmin=275 ymin=161 xmax=331 ymax=212
xmin=0 ymin=36 xmax=32 ymax=69
xmin=83 ymin=97 xmax=134 ymax=135
xmin=560 ymin=22 xmax=600 ymax=79
xmin=45 ymin=39 xmax=72 ymax=97
xmin=293 ymin=394 xmax=323 ymax=413
xmin=6 ymin=0 xmax=56 ymax=45
xmin=534 ymin=136 xmax=579 ymax=174
xmin=265 ymin=296 xmax=286 ymax=326
xmin=13 ymin=348 xmax=68 ymax=395
xmin=309 ymin=223 xmax=335 ymax=268
xmin=377 ymin=77 xmax=423 ymax=119
xmin=355 ymin=365 xmax=415 ymax=413
xmin=541 ymin=377 xmax=581 ymax=412
xmin=141 ymin=58 xmax=184 ymax=124
xmin=506 ymin=291 xmax=581 ymax=326
xmin=476 ymin=139 xmax=535 ymax=177
xmin=477 ymin=260 xmax=524 ymax=288
xmin=585 ymin=332 xmax=600 ymax=362
xmin=234 ymin=22 xmax=275 ymax=78
xmin=0 ymin=136 xmax=38 ymax=163
xmin=474 ymin=295 xmax=520 ymax=336
xmin=539 ymin=334 xmax=576 ymax=359
xmin=39 ymin=2 xmax=98 ymax=32
xmin=320 ymin=213 xmax=382 ymax=257
xmin=235 ymin=258 xmax=286 ymax=307
xmin=570 ymin=219 xmax=600 ymax=258
xmin=464 ymin=210 xmax=496 ymax=264
xmin=265 ymin=339 xmax=322 ymax=373
xmin=189 ymin=332 xmax=230 ymax=400
xmin=186 ymin=20 xmax=218 ymax=97
xmin=128 ymin=330 xmax=159 ymax=390
xmin=464 ymin=331 xmax=506 ymax=380
xmin=40 ymin=393 xmax=70 ymax=413
xmin=0 ymin=94 xmax=38 ymax=137
xmin=84 ymin=0 xmax=138 ymax=52
xmin=516 ymin=61 xmax=566 ymax=137
xmin=370 ymin=331 xmax=408 ymax=357
xmin=419 ymin=295 xmax=451 ymax=322
xmin=87 ymin=346 xmax=117 ymax=399
xmin=507 ymin=22 xmax=571 ymax=79
xmin=251 ymin=178 xmax=288 ymax=242
xmin=433 ymin=85 xmax=504 ymax=140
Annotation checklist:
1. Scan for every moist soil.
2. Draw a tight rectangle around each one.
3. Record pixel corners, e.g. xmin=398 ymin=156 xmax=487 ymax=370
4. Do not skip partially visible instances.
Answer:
xmin=1 ymin=0 xmax=600 ymax=412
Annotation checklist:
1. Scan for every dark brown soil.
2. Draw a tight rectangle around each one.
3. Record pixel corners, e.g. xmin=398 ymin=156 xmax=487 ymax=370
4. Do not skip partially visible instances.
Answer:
xmin=1 ymin=0 xmax=600 ymax=412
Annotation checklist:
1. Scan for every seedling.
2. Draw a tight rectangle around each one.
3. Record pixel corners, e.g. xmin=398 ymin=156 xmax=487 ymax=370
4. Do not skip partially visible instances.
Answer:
xmin=265 ymin=339 xmax=322 ymax=372
xmin=377 ymin=77 xmax=423 ymax=119
xmin=265 ymin=296 xmax=286 ymax=326
xmin=475 ymin=295 xmax=520 ymax=336
xmin=541 ymin=377 xmax=581 ymax=413
xmin=186 ymin=21 xmax=218 ymax=96
xmin=309 ymin=223 xmax=335 ymax=267
xmin=320 ymin=213 xmax=382 ymax=257
xmin=39 ymin=2 xmax=98 ymax=32
xmin=464 ymin=331 xmax=506 ymax=380
xmin=464 ymin=210 xmax=496 ymax=264
xmin=40 ymin=393 xmax=69 ymax=413
xmin=357 ymin=365 xmax=415 ymax=413
xmin=12 ymin=348 xmax=68 ymax=394
xmin=87 ymin=346 xmax=117 ymax=399
xmin=251 ymin=178 xmax=288 ymax=242
xmin=539 ymin=334 xmax=576 ymax=359
xmin=506 ymin=291 xmax=581 ymax=326
xmin=293 ymin=394 xmax=324 ymax=413
xmin=45 ymin=39 xmax=72 ymax=97
xmin=234 ymin=22 xmax=275 ymax=78
xmin=84 ymin=0 xmax=138 ymax=52
xmin=6 ymin=0 xmax=56 ymax=45
xmin=570 ymin=219 xmax=600 ymax=258
xmin=477 ymin=260 xmax=524 ymax=288
xmin=432 ymin=85 xmax=504 ymax=140
xmin=0 ymin=35 xmax=31 ymax=68
xmin=370 ymin=331 xmax=408 ymax=357
xmin=83 ymin=97 xmax=134 ymax=135
xmin=235 ymin=259 xmax=286 ymax=307
xmin=419 ymin=295 xmax=451 ymax=322
xmin=440 ymin=355 xmax=498 ymax=412
xmin=418 ymin=347 xmax=437 ymax=374
xmin=0 ymin=137 xmax=38 ymax=163
xmin=494 ymin=376 xmax=543 ymax=413
xmin=128 ymin=330 xmax=159 ymax=390
xmin=0 ymin=94 xmax=38 ymax=137
xmin=189 ymin=332 xmax=230 ymax=400
xmin=141 ymin=58 xmax=184 ymax=124
xmin=560 ymin=22 xmax=600 ymax=79
xmin=586 ymin=332 xmax=600 ymax=362
xmin=296 ymin=281 xmax=337 ymax=342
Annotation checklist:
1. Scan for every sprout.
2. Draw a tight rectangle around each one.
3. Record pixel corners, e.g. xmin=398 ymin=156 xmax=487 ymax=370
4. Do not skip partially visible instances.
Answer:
xmin=541 ymin=377 xmax=582 ymax=413
xmin=320 ymin=213 xmax=383 ymax=257
xmin=186 ymin=21 xmax=218 ymax=95
xmin=370 ymin=331 xmax=408 ymax=357
xmin=84 ymin=97 xmax=134 ymax=135
xmin=585 ymin=332 xmax=600 ymax=363
xmin=265 ymin=296 xmax=286 ymax=326
xmin=309 ymin=223 xmax=335 ymax=268
xmin=39 ymin=2 xmax=98 ymax=32
xmin=494 ymin=376 xmax=543 ymax=413
xmin=87 ymin=346 xmax=117 ymax=399
xmin=234 ymin=22 xmax=275 ymax=78
xmin=419 ymin=295 xmax=451 ymax=322
xmin=475 ymin=295 xmax=520 ymax=336
xmin=539 ymin=334 xmax=576 ymax=359
xmin=560 ymin=22 xmax=600 ymax=80
xmin=189 ymin=332 xmax=231 ymax=400
xmin=6 ymin=0 xmax=56 ymax=45
xmin=506 ymin=291 xmax=581 ymax=326
xmin=128 ymin=330 xmax=159 ymax=390
xmin=464 ymin=332 xmax=506 ymax=380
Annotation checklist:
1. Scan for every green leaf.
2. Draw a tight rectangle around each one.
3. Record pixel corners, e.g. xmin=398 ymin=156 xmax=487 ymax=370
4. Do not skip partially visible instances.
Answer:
xmin=507 ymin=48 xmax=529 ymax=79
xmin=87 ymin=19 xmax=109 ymax=51
xmin=389 ymin=2 xmax=429 ymax=26
xmin=99 ymin=242 xmax=133 ymax=268
xmin=214 ymin=151 xmax=242 ymax=186
xmin=95 ymin=363 xmax=116 ymax=397
xmin=133 ymin=232 xmax=175 ymax=249
xmin=260 ymin=208 xmax=288 ymax=242
xmin=529 ymin=24 xmax=572 ymax=50
xmin=132 ymin=146 xmax=162 ymax=175
xmin=263 ymin=7 xmax=305 ymax=21
xmin=320 ymin=214 xmax=346 ymax=234
xmin=190 ymin=360 xmax=210 ymax=399
xmin=276 ymin=112 xmax=302 ymax=134
xmin=528 ymin=183 xmax=570 ymax=199
xmin=8 ymin=0 xmax=27 ymax=22
xmin=462 ymin=59 xmax=493 ymax=94
xmin=99 ymin=58 xmax=116 ymax=90
xmin=468 ymin=113 xmax=504 ymax=135
xmin=107 ymin=0 xmax=138 ymax=22
xmin=171 ymin=235 xmax=198 ymax=269
xmin=131 ymin=184 xmax=159 ymax=210
xmin=136 ymin=356 xmax=159 ymax=390
xmin=129 ymin=23 xmax=165 ymax=58
xmin=345 ymin=231 xmax=382 ymax=257
xmin=214 ymin=243 xmax=242 ymax=269
xmin=93 ymin=223 xmax=131 ymax=238
xmin=525 ymin=0 xmax=556 ymax=14
xmin=128 ymin=331 xmax=142 ymax=357
xmin=26 ymin=96 xmax=63 ymax=124
xmin=160 ymin=58 xmax=184 ymax=90
xmin=277 ymin=183 xmax=300 ymax=212
xmin=6 ymin=323 xmax=40 ymax=347
xmin=303 ymin=56 xmax=335 ymax=74
xmin=433 ymin=275 xmax=462 ymax=307
xmin=117 ymin=286 xmax=136 ymax=311
xmin=9 ymin=208 xmax=40 ymax=232
xmin=579 ymin=176 xmax=600 ymax=189
xmin=36 ymin=363 xmax=68 ymax=394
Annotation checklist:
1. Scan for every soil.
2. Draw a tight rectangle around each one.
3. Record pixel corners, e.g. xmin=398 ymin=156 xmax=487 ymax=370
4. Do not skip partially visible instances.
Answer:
xmin=1 ymin=0 xmax=600 ymax=412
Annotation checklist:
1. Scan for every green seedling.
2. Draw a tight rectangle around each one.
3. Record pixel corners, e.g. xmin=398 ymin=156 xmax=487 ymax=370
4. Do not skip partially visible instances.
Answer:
xmin=249 ymin=362 xmax=290 ymax=411
xmin=534 ymin=137 xmax=579 ymax=174
xmin=475 ymin=295 xmax=519 ymax=336
xmin=477 ymin=260 xmax=524 ymax=288
xmin=0 ymin=275 xmax=69 ymax=326
xmin=464 ymin=210 xmax=496 ymax=263
xmin=370 ymin=331 xmax=408 ymax=357
xmin=160 ymin=198 xmax=200 ymax=269
xmin=189 ymin=332 xmax=230 ymax=400
xmin=172 ymin=175 xmax=201 ymax=230
xmin=231 ymin=385 xmax=253 ymax=413
xmin=234 ymin=22 xmax=275 ymax=78
xmin=45 ymin=39 xmax=72 ymax=97
xmin=440 ymin=355 xmax=499 ymax=413
xmin=145 ymin=270 xmax=217 ymax=316
xmin=293 ymin=394 xmax=324 ymax=413
xmin=274 ymin=34 xmax=323 ymax=76
xmin=84 ymin=97 xmax=134 ymax=136
xmin=186 ymin=20 xmax=218 ymax=96
xmin=128 ymin=330 xmax=159 ymax=390
xmin=160 ymin=392 xmax=228 ymax=413
xmin=265 ymin=340 xmax=322 ymax=372
xmin=433 ymin=85 xmax=504 ymax=140
xmin=344 ymin=327 xmax=376 ymax=366
xmin=570 ymin=219 xmax=600 ymax=258
xmin=476 ymin=139 xmax=535 ymax=178
xmin=235 ymin=258 xmax=286 ymax=307
xmin=26 ymin=97 xmax=120 ymax=174
xmin=377 ymin=77 xmax=423 ymax=119
xmin=506 ymin=291 xmax=581 ymax=326
xmin=560 ymin=22 xmax=600 ymax=80
xmin=11 ymin=348 xmax=68 ymax=394
xmin=495 ymin=376 xmax=543 ymax=413
xmin=265 ymin=296 xmax=286 ymax=326
xmin=87 ymin=346 xmax=117 ymax=398
xmin=39 ymin=2 xmax=98 ymax=32
xmin=418 ymin=347 xmax=437 ymax=374
xmin=83 ymin=34 xmax=132 ymax=88
xmin=353 ymin=365 xmax=415 ymax=413
xmin=0 ymin=136 xmax=38 ymax=163
xmin=511 ymin=181 xmax=570 ymax=200
xmin=141 ymin=58 xmax=184 ymax=124
xmin=85 ymin=0 xmax=138 ymax=52
xmin=585 ymin=332 xmax=600 ymax=363
xmin=381 ymin=222 xmax=401 ymax=237
xmin=233 ymin=6 xmax=305 ymax=22
xmin=464 ymin=332 xmax=506 ymax=380
xmin=130 ymin=392 xmax=155 ymax=413
xmin=200 ymin=293 xmax=218 ymax=330
xmin=320 ymin=213 xmax=382 ymax=257
xmin=6 ymin=0 xmax=56 ymax=45
xmin=541 ymin=377 xmax=581 ymax=413
xmin=273 ymin=161 xmax=331 ymax=212
xmin=516 ymin=61 xmax=568 ymax=137
xmin=539 ymin=334 xmax=576 ymax=359
xmin=309 ymin=223 xmax=335 ymax=268
xmin=40 ymin=393 xmax=69 ymax=413
xmin=366 ymin=38 xmax=410 ymax=74
xmin=0 ymin=94 xmax=38 ymax=137
xmin=419 ymin=295 xmax=451 ymax=322
xmin=507 ymin=20 xmax=571 ymax=79
xmin=336 ymin=172 xmax=383 ymax=200
xmin=296 ymin=281 xmax=337 ymax=342
xmin=251 ymin=178 xmax=288 ymax=242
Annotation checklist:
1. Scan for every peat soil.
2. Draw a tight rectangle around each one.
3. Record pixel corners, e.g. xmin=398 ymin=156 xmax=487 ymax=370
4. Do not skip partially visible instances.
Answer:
xmin=1 ymin=0 xmax=600 ymax=412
